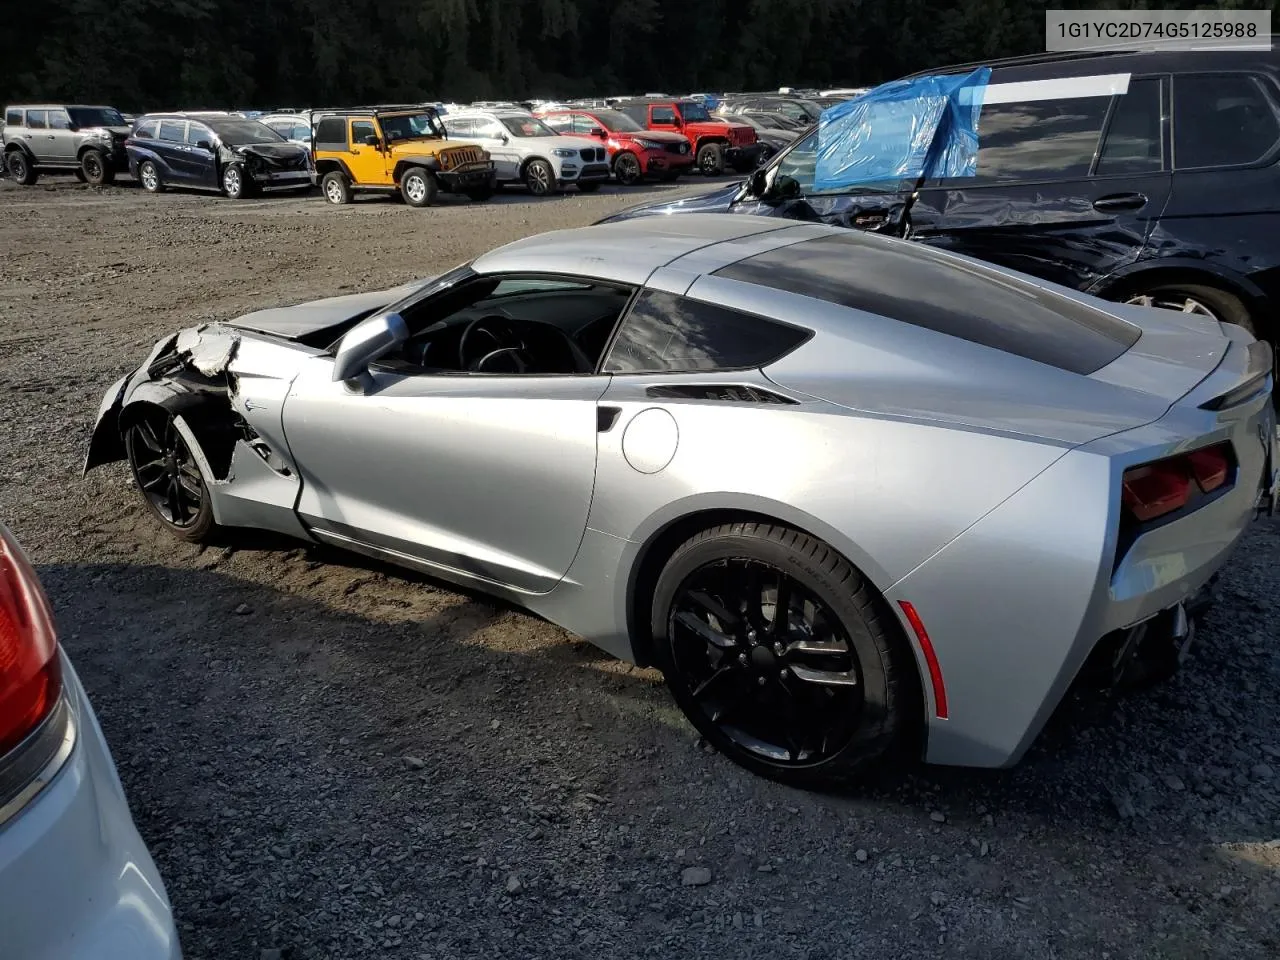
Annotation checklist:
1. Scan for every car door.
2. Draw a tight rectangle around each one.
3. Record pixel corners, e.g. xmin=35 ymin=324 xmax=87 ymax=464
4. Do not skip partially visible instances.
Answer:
xmin=45 ymin=109 xmax=78 ymax=162
xmin=1146 ymin=71 xmax=1280 ymax=296
xmin=21 ymin=110 xmax=52 ymax=162
xmin=649 ymin=103 xmax=681 ymax=135
xmin=474 ymin=117 xmax=521 ymax=180
xmin=346 ymin=117 xmax=390 ymax=185
xmin=184 ymin=122 xmax=219 ymax=188
xmin=281 ymin=274 xmax=623 ymax=594
xmin=909 ymin=72 xmax=1172 ymax=293
xmin=154 ymin=120 xmax=191 ymax=183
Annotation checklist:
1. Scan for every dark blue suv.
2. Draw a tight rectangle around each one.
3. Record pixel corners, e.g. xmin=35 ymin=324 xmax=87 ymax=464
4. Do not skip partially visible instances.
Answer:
xmin=604 ymin=48 xmax=1280 ymax=346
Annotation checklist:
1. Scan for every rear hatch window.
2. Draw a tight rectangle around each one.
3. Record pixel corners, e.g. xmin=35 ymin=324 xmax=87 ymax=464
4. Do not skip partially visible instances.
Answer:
xmin=714 ymin=233 xmax=1140 ymax=374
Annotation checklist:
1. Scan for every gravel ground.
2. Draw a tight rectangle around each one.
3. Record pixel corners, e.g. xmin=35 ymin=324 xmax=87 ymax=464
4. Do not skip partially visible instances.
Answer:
xmin=2 ymin=177 xmax=1279 ymax=960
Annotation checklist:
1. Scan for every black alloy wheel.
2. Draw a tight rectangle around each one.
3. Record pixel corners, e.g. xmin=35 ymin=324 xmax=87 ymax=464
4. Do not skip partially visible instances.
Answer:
xmin=124 ymin=411 xmax=215 ymax=541
xmin=653 ymin=523 xmax=911 ymax=785
xmin=614 ymin=151 xmax=643 ymax=185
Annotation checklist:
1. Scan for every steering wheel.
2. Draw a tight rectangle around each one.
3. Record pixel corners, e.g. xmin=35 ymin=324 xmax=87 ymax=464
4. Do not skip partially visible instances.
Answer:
xmin=459 ymin=314 xmax=523 ymax=370
xmin=474 ymin=347 xmax=529 ymax=374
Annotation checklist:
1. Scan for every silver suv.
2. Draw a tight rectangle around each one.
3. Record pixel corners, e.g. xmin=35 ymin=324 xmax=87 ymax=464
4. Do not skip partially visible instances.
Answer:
xmin=444 ymin=109 xmax=610 ymax=195
xmin=2 ymin=104 xmax=132 ymax=186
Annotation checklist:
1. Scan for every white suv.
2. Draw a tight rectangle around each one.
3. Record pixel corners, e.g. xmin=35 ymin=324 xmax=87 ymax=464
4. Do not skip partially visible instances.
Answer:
xmin=444 ymin=109 xmax=610 ymax=195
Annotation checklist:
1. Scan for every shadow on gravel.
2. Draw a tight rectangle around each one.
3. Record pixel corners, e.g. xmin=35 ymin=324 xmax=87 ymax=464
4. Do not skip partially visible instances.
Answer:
xmin=36 ymin=552 xmax=1280 ymax=959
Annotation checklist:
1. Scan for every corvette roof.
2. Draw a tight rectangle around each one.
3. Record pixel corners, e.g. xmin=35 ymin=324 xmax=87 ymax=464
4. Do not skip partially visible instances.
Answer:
xmin=472 ymin=214 xmax=817 ymax=287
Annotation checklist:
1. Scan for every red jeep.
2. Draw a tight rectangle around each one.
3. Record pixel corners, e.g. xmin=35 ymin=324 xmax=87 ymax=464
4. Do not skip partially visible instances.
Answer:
xmin=536 ymin=107 xmax=694 ymax=185
xmin=614 ymin=98 xmax=762 ymax=175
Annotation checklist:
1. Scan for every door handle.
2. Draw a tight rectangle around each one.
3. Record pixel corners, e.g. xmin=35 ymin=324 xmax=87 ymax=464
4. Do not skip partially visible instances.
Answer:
xmin=1092 ymin=192 xmax=1148 ymax=212
xmin=597 ymin=406 xmax=621 ymax=433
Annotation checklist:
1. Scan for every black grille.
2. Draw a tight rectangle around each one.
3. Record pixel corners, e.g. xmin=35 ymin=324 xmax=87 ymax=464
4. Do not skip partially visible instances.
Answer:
xmin=579 ymin=148 xmax=605 ymax=162
xmin=664 ymin=142 xmax=687 ymax=155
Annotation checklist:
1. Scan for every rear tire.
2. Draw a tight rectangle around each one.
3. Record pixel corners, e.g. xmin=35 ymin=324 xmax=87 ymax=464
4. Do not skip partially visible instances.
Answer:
xmin=400 ymin=166 xmax=437 ymax=207
xmin=138 ymin=160 xmax=164 ymax=193
xmin=1122 ymin=283 xmax=1255 ymax=335
xmin=321 ymin=170 xmax=351 ymax=204
xmin=651 ymin=521 xmax=913 ymax=787
xmin=6 ymin=150 xmax=37 ymax=185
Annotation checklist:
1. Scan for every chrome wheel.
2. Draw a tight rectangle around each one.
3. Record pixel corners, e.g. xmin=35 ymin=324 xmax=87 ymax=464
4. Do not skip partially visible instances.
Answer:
xmin=140 ymin=162 xmax=159 ymax=192
xmin=125 ymin=415 xmax=206 ymax=528
xmin=223 ymin=166 xmax=242 ymax=198
xmin=404 ymin=173 xmax=427 ymax=204
xmin=668 ymin=557 xmax=862 ymax=765
xmin=325 ymin=178 xmax=343 ymax=202
xmin=1125 ymin=292 xmax=1218 ymax=320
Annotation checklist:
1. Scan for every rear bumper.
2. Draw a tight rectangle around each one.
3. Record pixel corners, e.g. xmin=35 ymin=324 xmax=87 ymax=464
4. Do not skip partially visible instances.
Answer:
xmin=0 ymin=655 xmax=181 ymax=960
xmin=887 ymin=394 xmax=1276 ymax=769
xmin=436 ymin=161 xmax=496 ymax=192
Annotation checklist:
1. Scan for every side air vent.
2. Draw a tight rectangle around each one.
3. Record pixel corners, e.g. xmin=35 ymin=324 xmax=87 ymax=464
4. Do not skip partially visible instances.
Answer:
xmin=645 ymin=384 xmax=799 ymax=404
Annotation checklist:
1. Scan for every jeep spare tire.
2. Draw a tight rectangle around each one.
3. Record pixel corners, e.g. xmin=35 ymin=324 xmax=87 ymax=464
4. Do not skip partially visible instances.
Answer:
xmin=400 ymin=167 xmax=437 ymax=207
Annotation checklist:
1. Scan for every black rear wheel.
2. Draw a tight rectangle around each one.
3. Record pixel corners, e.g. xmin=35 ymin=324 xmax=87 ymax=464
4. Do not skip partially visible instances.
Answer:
xmin=124 ymin=410 xmax=216 ymax=542
xmin=652 ymin=522 xmax=912 ymax=786
xmin=6 ymin=150 xmax=37 ymax=185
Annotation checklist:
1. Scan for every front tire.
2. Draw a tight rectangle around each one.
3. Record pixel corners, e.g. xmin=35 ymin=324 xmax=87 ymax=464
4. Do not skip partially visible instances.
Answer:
xmin=651 ymin=522 xmax=912 ymax=786
xmin=400 ymin=166 xmax=437 ymax=207
xmin=696 ymin=142 xmax=724 ymax=176
xmin=6 ymin=150 xmax=37 ymax=185
xmin=321 ymin=170 xmax=351 ymax=204
xmin=523 ymin=158 xmax=556 ymax=196
xmin=222 ymin=163 xmax=248 ymax=199
xmin=124 ymin=410 xmax=216 ymax=543
xmin=138 ymin=160 xmax=164 ymax=193
xmin=614 ymin=151 xmax=643 ymax=185
xmin=81 ymin=148 xmax=114 ymax=185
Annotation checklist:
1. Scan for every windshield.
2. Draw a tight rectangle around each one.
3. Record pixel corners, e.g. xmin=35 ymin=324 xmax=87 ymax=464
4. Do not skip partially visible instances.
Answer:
xmin=592 ymin=110 xmax=643 ymax=132
xmin=68 ymin=107 xmax=125 ymax=128
xmin=501 ymin=116 xmax=558 ymax=138
xmin=679 ymin=102 xmax=712 ymax=122
xmin=206 ymin=119 xmax=284 ymax=144
xmin=380 ymin=111 xmax=445 ymax=141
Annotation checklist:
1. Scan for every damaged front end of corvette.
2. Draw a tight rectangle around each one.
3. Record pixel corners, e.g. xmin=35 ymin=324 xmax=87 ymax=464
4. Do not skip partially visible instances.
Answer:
xmin=85 ymin=324 xmax=311 ymax=538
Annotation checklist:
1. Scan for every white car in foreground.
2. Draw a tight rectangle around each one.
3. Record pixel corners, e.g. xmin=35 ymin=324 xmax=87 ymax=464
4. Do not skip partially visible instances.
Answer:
xmin=0 ymin=523 xmax=181 ymax=960
xmin=444 ymin=109 xmax=611 ymax=195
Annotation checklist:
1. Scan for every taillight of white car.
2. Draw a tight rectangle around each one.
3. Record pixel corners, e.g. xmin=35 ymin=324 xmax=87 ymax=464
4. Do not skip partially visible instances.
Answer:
xmin=0 ymin=524 xmax=61 ymax=758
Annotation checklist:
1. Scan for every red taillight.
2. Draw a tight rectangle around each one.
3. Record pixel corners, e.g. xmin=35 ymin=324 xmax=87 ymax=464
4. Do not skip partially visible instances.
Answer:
xmin=0 ymin=526 xmax=61 ymax=756
xmin=1121 ymin=442 xmax=1234 ymax=523
xmin=898 ymin=600 xmax=948 ymax=720
xmin=1188 ymin=445 xmax=1230 ymax=493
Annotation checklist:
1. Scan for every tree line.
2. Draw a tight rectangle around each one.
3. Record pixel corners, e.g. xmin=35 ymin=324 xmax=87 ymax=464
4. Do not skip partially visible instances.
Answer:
xmin=1 ymin=0 xmax=1272 ymax=111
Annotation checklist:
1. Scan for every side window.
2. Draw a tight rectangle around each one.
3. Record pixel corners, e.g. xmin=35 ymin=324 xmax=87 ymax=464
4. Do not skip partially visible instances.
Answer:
xmin=48 ymin=110 xmax=72 ymax=130
xmin=1097 ymin=78 xmax=1163 ymax=174
xmin=313 ymin=117 xmax=346 ymax=149
xmin=157 ymin=120 xmax=186 ymax=142
xmin=571 ymin=115 xmax=595 ymax=135
xmin=133 ymin=119 xmax=158 ymax=139
xmin=186 ymin=123 xmax=212 ymax=146
xmin=1174 ymin=74 xmax=1280 ymax=169
xmin=651 ymin=105 xmax=677 ymax=125
xmin=971 ymin=95 xmax=1111 ymax=182
xmin=4 ymin=109 xmax=21 ymax=126
xmin=604 ymin=290 xmax=810 ymax=374
xmin=541 ymin=115 xmax=572 ymax=133
xmin=476 ymin=120 xmax=505 ymax=140
xmin=292 ymin=123 xmax=311 ymax=141
xmin=26 ymin=110 xmax=48 ymax=130
xmin=350 ymin=120 xmax=377 ymax=145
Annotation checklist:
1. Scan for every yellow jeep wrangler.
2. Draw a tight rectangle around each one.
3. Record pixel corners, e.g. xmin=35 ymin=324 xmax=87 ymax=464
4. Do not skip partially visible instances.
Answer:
xmin=311 ymin=106 xmax=495 ymax=207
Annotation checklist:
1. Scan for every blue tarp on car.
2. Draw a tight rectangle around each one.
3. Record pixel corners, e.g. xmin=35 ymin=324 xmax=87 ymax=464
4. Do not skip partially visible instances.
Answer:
xmin=813 ymin=67 xmax=991 ymax=191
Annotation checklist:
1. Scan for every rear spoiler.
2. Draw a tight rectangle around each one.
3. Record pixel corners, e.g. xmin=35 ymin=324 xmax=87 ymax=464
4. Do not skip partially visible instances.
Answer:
xmin=1200 ymin=339 xmax=1273 ymax=412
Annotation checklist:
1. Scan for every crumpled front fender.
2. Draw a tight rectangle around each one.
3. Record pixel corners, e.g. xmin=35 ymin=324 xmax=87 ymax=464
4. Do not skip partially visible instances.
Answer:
xmin=83 ymin=375 xmax=129 ymax=475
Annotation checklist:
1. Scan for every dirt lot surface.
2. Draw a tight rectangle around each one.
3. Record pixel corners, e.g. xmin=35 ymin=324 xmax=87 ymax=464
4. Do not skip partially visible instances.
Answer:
xmin=2 ymin=177 xmax=1279 ymax=960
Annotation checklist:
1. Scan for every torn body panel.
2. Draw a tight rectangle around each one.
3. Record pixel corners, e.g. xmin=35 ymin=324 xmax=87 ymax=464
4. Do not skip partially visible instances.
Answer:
xmin=84 ymin=322 xmax=319 ymax=538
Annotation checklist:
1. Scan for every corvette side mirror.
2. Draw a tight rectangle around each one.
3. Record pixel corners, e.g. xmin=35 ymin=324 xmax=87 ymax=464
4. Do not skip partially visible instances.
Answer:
xmin=332 ymin=311 xmax=408 ymax=385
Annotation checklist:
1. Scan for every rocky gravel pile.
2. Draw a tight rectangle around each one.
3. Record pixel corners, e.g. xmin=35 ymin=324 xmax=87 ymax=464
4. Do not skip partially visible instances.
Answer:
xmin=1 ymin=180 xmax=1277 ymax=959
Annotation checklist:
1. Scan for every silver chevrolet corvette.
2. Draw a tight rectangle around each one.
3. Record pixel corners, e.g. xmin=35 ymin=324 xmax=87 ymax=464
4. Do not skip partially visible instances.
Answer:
xmin=86 ymin=215 xmax=1277 ymax=785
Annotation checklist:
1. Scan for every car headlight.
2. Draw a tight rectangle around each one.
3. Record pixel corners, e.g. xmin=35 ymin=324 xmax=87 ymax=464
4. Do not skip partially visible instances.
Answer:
xmin=552 ymin=148 xmax=577 ymax=158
